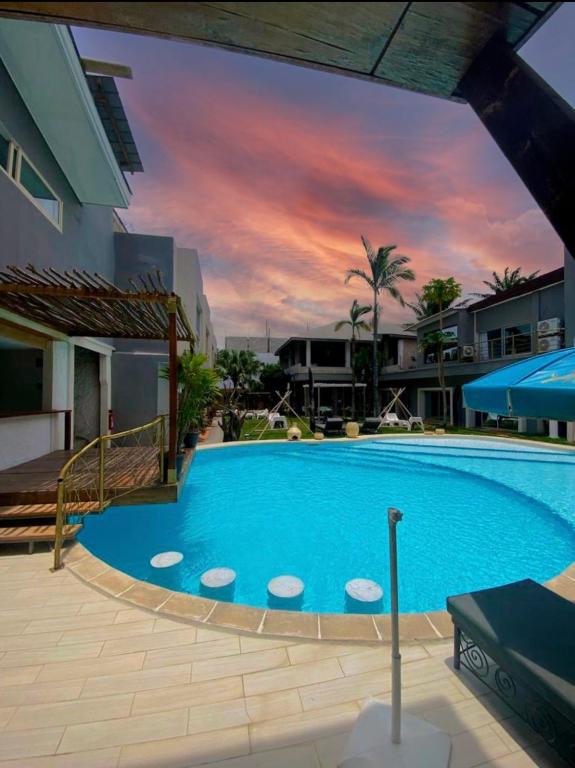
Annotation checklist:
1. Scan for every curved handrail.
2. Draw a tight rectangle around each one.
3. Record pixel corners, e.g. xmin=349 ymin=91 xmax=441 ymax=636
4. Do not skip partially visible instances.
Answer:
xmin=53 ymin=416 xmax=165 ymax=569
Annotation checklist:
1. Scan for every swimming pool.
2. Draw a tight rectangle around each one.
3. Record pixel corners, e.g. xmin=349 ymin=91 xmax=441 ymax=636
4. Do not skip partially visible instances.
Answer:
xmin=79 ymin=436 xmax=575 ymax=615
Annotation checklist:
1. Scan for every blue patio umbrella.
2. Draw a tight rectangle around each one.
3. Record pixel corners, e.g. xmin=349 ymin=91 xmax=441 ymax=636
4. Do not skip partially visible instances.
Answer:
xmin=463 ymin=347 xmax=575 ymax=421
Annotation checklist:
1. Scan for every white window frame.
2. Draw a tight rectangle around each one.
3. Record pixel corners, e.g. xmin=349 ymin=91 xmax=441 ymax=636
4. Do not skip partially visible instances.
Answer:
xmin=0 ymin=135 xmax=63 ymax=231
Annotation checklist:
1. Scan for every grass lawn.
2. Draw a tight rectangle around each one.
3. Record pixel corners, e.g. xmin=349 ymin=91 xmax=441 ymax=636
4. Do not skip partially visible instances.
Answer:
xmin=239 ymin=417 xmax=573 ymax=446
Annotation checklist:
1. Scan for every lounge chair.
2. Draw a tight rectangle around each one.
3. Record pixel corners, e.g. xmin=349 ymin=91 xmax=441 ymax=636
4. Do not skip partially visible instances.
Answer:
xmin=361 ymin=417 xmax=382 ymax=434
xmin=315 ymin=417 xmax=344 ymax=436
xmin=408 ymin=416 xmax=424 ymax=432
xmin=381 ymin=412 xmax=410 ymax=430
xmin=447 ymin=579 xmax=575 ymax=765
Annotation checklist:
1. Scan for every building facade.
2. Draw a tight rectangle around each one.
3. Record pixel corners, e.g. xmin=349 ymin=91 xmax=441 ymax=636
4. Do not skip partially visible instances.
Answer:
xmin=276 ymin=322 xmax=417 ymax=416
xmin=381 ymin=252 xmax=574 ymax=439
xmin=0 ymin=20 xmax=214 ymax=468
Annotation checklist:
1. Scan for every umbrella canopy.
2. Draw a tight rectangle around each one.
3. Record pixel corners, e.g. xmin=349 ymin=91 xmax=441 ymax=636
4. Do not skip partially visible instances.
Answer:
xmin=463 ymin=347 xmax=575 ymax=421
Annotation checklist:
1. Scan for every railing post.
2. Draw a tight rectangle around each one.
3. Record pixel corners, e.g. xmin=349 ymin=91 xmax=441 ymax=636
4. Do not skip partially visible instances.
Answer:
xmin=53 ymin=477 xmax=65 ymax=570
xmin=167 ymin=297 xmax=178 ymax=484
xmin=64 ymin=410 xmax=72 ymax=451
xmin=98 ymin=438 xmax=105 ymax=511
xmin=159 ymin=415 xmax=165 ymax=484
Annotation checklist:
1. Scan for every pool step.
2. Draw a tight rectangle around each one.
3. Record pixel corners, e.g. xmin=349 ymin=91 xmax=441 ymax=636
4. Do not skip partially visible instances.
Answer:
xmin=0 ymin=502 xmax=100 ymax=521
xmin=0 ymin=524 xmax=81 ymax=553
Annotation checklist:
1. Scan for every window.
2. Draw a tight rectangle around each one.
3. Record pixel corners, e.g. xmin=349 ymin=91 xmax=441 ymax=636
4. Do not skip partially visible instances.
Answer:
xmin=479 ymin=329 xmax=502 ymax=360
xmin=0 ymin=134 xmax=62 ymax=229
xmin=505 ymin=324 xmax=532 ymax=356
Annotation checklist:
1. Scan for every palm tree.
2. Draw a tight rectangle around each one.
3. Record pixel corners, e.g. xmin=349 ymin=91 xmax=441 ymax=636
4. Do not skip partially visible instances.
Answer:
xmin=215 ymin=349 xmax=261 ymax=390
xmin=346 ymin=237 xmax=415 ymax=415
xmin=472 ymin=266 xmax=540 ymax=298
xmin=334 ymin=299 xmax=371 ymax=419
xmin=419 ymin=278 xmax=462 ymax=426
xmin=408 ymin=291 xmax=466 ymax=320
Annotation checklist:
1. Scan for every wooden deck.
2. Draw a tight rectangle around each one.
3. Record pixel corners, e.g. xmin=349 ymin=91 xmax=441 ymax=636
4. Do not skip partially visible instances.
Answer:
xmin=0 ymin=447 xmax=160 ymax=506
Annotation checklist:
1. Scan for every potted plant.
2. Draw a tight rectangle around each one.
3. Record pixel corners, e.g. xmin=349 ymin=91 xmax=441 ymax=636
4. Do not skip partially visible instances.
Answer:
xmin=161 ymin=352 xmax=220 ymax=465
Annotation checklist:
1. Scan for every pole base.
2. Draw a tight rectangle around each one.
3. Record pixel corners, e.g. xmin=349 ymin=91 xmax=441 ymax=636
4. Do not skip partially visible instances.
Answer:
xmin=339 ymin=701 xmax=451 ymax=768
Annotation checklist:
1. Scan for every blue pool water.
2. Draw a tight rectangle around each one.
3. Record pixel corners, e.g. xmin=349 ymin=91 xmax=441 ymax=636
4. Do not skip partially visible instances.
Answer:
xmin=79 ymin=437 xmax=575 ymax=614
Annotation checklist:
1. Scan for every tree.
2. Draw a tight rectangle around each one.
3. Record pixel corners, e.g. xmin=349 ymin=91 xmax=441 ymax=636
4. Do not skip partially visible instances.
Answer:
xmin=259 ymin=363 xmax=289 ymax=396
xmin=215 ymin=349 xmax=261 ymax=390
xmin=408 ymin=291 xmax=465 ymax=320
xmin=346 ymin=237 xmax=415 ymax=415
xmin=472 ymin=267 xmax=540 ymax=298
xmin=419 ymin=277 xmax=462 ymax=426
xmin=334 ymin=299 xmax=371 ymax=419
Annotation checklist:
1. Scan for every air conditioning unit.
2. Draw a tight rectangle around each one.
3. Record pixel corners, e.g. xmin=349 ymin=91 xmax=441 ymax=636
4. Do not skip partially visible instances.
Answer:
xmin=538 ymin=335 xmax=561 ymax=353
xmin=461 ymin=345 xmax=475 ymax=360
xmin=538 ymin=318 xmax=562 ymax=335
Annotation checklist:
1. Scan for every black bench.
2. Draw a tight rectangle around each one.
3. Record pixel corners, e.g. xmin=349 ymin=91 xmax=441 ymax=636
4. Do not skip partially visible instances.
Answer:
xmin=361 ymin=417 xmax=381 ymax=434
xmin=447 ymin=579 xmax=575 ymax=765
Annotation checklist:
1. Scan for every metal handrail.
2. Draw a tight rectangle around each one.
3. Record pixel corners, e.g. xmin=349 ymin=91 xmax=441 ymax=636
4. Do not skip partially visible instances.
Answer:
xmin=53 ymin=415 xmax=165 ymax=570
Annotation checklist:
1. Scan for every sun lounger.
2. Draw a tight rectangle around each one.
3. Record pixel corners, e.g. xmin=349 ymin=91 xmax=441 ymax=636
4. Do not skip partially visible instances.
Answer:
xmin=447 ymin=579 xmax=575 ymax=764
xmin=315 ymin=417 xmax=344 ymax=436
xmin=361 ymin=417 xmax=381 ymax=434
xmin=381 ymin=412 xmax=410 ymax=429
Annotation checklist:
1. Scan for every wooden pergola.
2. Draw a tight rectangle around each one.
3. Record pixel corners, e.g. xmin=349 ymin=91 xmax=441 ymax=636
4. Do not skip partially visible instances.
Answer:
xmin=0 ymin=264 xmax=195 ymax=482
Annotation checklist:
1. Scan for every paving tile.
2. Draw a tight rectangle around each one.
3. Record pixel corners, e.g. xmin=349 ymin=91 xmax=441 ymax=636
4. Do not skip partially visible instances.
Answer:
xmin=299 ymin=668 xmax=390 ymax=711
xmin=250 ymin=702 xmax=360 ymax=752
xmin=490 ymin=716 xmax=543 ymax=752
xmin=187 ymin=697 xmax=250 ymax=735
xmin=545 ymin=574 xmax=575 ymax=601
xmin=144 ymin=636 xmax=240 ymax=669
xmin=81 ymin=663 xmax=191 ymax=699
xmin=90 ymin=570 xmax=135 ymax=597
xmin=118 ymin=582 xmax=171 ymax=611
xmin=0 ymin=679 xmax=84 ymax=708
xmin=113 ymin=609 xmax=148 ymax=624
xmin=58 ymin=707 xmax=189 ymax=753
xmin=450 ymin=724 xmax=510 ymax=768
xmin=287 ymin=642 xmax=363 ymax=666
xmin=118 ymin=725 xmax=250 ymax=768
xmin=159 ymin=591 xmax=214 ymax=622
xmin=0 ymin=706 xmax=16 ymax=729
xmin=192 ymin=647 xmax=289 ymax=682
xmin=24 ymin=612 xmax=118 ymax=635
xmin=7 ymin=693 xmax=133 ymax=731
xmin=314 ymin=732 xmax=350 ymax=768
xmin=422 ymin=695 xmax=501 ymax=736
xmin=2 ymin=665 xmax=42 ymax=686
xmin=0 ymin=727 xmax=64 ymax=761
xmin=195 ymin=625 xmax=232 ymax=642
xmin=0 ymin=641 xmax=103 ymax=668
xmin=0 ymin=630 xmax=63 ymax=652
xmin=320 ymin=613 xmax=379 ymax=642
xmin=261 ymin=610 xmax=319 ymax=639
xmin=36 ymin=651 xmax=145 ymax=683
xmin=100 ymin=626 xmax=197 ymax=656
xmin=0 ymin=746 xmax=121 ymax=767
xmin=0 ymin=620 xmax=27 ymax=637
xmin=58 ymin=620 xmax=155 ymax=646
xmin=131 ymin=675 xmax=243 ymax=716
xmin=201 ymin=742 xmax=320 ymax=768
xmin=426 ymin=610 xmax=455 ymax=638
xmin=244 ymin=657 xmax=343 ymax=698
xmin=338 ymin=643 xmax=427 ymax=676
xmin=245 ymin=688 xmax=303 ymax=723
xmin=206 ymin=602 xmax=265 ymax=632
xmin=67 ymin=555 xmax=110 ymax=581
xmin=240 ymin=635 xmax=292 ymax=653
xmin=62 ymin=543 xmax=89 ymax=565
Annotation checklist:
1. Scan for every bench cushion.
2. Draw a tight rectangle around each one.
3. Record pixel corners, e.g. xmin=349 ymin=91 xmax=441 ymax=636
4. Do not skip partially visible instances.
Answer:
xmin=447 ymin=579 xmax=575 ymax=723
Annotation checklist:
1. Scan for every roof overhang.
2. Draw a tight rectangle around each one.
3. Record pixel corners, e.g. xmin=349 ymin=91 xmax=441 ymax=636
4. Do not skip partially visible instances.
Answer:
xmin=0 ymin=2 xmax=561 ymax=103
xmin=0 ymin=20 xmax=131 ymax=207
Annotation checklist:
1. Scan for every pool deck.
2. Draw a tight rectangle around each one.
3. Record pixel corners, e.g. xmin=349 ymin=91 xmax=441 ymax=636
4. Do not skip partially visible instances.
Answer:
xmin=0 ymin=548 xmax=572 ymax=768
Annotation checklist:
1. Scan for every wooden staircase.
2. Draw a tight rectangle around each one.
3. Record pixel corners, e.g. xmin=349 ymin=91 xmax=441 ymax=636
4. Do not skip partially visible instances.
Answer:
xmin=0 ymin=502 xmax=100 ymax=552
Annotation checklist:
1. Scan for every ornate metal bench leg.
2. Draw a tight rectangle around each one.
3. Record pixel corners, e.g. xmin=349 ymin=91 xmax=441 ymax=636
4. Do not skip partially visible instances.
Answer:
xmin=453 ymin=624 xmax=461 ymax=670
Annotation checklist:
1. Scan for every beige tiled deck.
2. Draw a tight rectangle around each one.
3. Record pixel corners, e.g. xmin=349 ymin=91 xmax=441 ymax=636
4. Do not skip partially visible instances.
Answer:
xmin=0 ymin=549 xmax=571 ymax=767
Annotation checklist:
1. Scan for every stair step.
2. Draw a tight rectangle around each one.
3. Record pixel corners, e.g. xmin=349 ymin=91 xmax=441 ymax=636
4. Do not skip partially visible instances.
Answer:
xmin=0 ymin=503 xmax=100 ymax=520
xmin=0 ymin=525 xmax=81 ymax=543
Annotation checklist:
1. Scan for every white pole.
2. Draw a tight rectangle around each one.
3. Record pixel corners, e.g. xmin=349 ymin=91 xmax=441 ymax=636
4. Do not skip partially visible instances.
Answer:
xmin=388 ymin=507 xmax=403 ymax=744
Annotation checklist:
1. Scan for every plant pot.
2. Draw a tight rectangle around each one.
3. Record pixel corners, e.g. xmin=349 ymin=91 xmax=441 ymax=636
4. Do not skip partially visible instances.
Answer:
xmin=183 ymin=431 xmax=201 ymax=449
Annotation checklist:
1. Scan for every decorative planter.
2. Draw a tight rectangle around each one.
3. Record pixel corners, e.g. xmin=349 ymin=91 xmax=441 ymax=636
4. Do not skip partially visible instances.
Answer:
xmin=183 ymin=431 xmax=201 ymax=449
xmin=345 ymin=421 xmax=360 ymax=438
xmin=287 ymin=426 xmax=302 ymax=441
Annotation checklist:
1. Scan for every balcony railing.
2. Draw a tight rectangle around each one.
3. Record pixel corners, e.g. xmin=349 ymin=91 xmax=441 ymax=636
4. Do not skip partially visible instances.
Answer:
xmin=422 ymin=330 xmax=564 ymax=366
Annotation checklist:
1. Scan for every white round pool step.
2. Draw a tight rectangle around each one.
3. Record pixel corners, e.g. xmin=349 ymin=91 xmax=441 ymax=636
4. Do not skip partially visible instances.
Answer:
xmin=345 ymin=578 xmax=383 ymax=604
xmin=150 ymin=551 xmax=184 ymax=569
xmin=200 ymin=567 xmax=237 ymax=590
xmin=268 ymin=575 xmax=305 ymax=600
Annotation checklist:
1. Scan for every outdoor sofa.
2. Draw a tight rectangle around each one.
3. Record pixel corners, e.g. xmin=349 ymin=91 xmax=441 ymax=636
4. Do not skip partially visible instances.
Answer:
xmin=447 ymin=578 xmax=575 ymax=764
xmin=314 ymin=417 xmax=344 ymax=436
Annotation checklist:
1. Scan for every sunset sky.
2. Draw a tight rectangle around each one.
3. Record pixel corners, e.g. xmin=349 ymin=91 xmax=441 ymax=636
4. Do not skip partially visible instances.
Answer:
xmin=73 ymin=5 xmax=575 ymax=343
